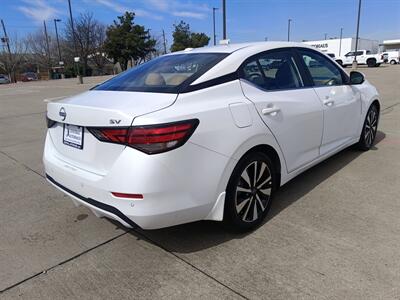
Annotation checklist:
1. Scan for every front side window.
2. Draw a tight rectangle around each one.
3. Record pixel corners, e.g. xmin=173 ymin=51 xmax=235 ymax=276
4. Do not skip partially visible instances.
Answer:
xmin=95 ymin=53 xmax=228 ymax=93
xmin=241 ymin=50 xmax=303 ymax=90
xmin=345 ymin=52 xmax=354 ymax=57
xmin=299 ymin=49 xmax=343 ymax=86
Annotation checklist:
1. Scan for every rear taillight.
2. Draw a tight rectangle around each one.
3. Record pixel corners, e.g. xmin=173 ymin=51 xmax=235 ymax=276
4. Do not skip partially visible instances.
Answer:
xmin=88 ymin=119 xmax=199 ymax=154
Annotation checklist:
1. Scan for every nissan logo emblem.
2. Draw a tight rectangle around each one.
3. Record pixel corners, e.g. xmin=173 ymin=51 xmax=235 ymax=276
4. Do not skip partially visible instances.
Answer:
xmin=59 ymin=107 xmax=66 ymax=121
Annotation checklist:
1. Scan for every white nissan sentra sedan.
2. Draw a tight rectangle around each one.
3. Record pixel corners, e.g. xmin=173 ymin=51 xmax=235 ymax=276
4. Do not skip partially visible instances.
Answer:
xmin=44 ymin=42 xmax=380 ymax=231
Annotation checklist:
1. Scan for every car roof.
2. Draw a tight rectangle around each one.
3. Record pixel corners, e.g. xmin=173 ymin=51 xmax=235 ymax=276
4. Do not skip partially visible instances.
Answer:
xmin=171 ymin=41 xmax=308 ymax=54
xmin=175 ymin=41 xmax=314 ymax=85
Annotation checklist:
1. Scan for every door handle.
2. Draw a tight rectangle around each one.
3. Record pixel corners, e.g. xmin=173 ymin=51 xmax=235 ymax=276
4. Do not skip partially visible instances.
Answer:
xmin=262 ymin=106 xmax=280 ymax=115
xmin=323 ymin=99 xmax=335 ymax=106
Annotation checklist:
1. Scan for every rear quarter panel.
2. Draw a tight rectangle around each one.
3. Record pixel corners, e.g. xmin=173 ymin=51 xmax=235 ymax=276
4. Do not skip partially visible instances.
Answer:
xmin=133 ymin=80 xmax=287 ymax=202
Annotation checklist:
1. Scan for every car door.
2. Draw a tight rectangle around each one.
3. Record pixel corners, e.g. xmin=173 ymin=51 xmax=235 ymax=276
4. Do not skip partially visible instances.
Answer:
xmin=240 ymin=49 xmax=324 ymax=173
xmin=296 ymin=48 xmax=362 ymax=156
xmin=344 ymin=52 xmax=354 ymax=65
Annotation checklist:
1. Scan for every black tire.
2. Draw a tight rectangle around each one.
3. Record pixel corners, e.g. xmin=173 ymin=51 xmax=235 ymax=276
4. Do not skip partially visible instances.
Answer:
xmin=390 ymin=60 xmax=397 ymax=65
xmin=357 ymin=104 xmax=379 ymax=151
xmin=367 ymin=58 xmax=376 ymax=67
xmin=224 ymin=151 xmax=276 ymax=231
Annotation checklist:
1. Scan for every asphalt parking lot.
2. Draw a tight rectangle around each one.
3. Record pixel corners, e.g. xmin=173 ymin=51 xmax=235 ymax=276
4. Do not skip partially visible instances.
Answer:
xmin=1 ymin=65 xmax=399 ymax=299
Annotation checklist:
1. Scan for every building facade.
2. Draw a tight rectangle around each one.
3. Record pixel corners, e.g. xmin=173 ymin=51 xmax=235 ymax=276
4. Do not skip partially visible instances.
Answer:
xmin=303 ymin=38 xmax=379 ymax=57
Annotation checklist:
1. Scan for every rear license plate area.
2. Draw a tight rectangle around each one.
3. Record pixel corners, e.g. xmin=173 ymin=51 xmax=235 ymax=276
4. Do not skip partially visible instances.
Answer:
xmin=63 ymin=124 xmax=84 ymax=149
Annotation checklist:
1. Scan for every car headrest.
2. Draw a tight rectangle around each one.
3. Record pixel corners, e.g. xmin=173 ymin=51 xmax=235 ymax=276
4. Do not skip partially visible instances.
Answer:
xmin=145 ymin=73 xmax=166 ymax=86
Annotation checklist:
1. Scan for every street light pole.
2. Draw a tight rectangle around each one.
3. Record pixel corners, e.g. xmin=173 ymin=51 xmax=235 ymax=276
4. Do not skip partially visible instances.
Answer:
xmin=68 ymin=0 xmax=83 ymax=83
xmin=43 ymin=20 xmax=51 ymax=80
xmin=222 ymin=0 xmax=226 ymax=40
xmin=54 ymin=19 xmax=64 ymax=79
xmin=213 ymin=7 xmax=218 ymax=45
xmin=339 ymin=27 xmax=343 ymax=56
xmin=324 ymin=33 xmax=327 ymax=40
xmin=287 ymin=19 xmax=292 ymax=41
xmin=353 ymin=0 xmax=362 ymax=69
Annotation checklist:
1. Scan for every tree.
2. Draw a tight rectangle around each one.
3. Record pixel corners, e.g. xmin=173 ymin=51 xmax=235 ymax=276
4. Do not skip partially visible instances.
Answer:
xmin=104 ymin=12 xmax=156 ymax=70
xmin=170 ymin=21 xmax=210 ymax=52
xmin=25 ymin=29 xmax=57 ymax=76
xmin=0 ymin=34 xmax=27 ymax=82
xmin=88 ymin=23 xmax=109 ymax=74
xmin=64 ymin=13 xmax=105 ymax=76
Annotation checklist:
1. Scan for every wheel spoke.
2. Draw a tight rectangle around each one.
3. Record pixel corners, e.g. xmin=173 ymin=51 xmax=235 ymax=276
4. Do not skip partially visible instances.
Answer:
xmin=252 ymin=162 xmax=257 ymax=188
xmin=257 ymin=163 xmax=266 ymax=184
xmin=236 ymin=186 xmax=252 ymax=193
xmin=258 ymin=187 xmax=272 ymax=196
xmin=241 ymin=170 xmax=251 ymax=188
xmin=255 ymin=194 xmax=265 ymax=211
xmin=236 ymin=197 xmax=251 ymax=214
xmin=252 ymin=198 xmax=258 ymax=221
xmin=242 ymin=198 xmax=252 ymax=221
xmin=257 ymin=176 xmax=271 ymax=189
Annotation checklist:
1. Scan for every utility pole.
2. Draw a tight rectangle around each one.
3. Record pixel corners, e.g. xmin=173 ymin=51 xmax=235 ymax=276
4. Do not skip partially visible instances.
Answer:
xmin=324 ymin=33 xmax=327 ymax=40
xmin=339 ymin=27 xmax=343 ymax=56
xmin=43 ymin=20 xmax=52 ymax=80
xmin=68 ymin=0 xmax=83 ymax=83
xmin=353 ymin=0 xmax=362 ymax=69
xmin=213 ymin=7 xmax=218 ymax=45
xmin=1 ymin=19 xmax=13 ymax=82
xmin=287 ymin=19 xmax=292 ymax=41
xmin=222 ymin=0 xmax=226 ymax=40
xmin=54 ymin=20 xmax=62 ymax=63
xmin=162 ymin=29 xmax=167 ymax=54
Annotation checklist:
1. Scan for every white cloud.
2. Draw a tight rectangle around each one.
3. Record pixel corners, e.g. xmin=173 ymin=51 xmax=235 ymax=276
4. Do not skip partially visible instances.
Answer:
xmin=93 ymin=0 xmax=163 ymax=20
xmin=17 ymin=0 xmax=60 ymax=23
xmin=146 ymin=0 xmax=169 ymax=12
xmin=172 ymin=11 xmax=206 ymax=20
xmin=145 ymin=0 xmax=209 ymax=19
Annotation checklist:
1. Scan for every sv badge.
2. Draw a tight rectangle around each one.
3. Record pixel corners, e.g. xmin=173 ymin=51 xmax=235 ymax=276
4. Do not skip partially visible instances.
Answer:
xmin=109 ymin=119 xmax=121 ymax=125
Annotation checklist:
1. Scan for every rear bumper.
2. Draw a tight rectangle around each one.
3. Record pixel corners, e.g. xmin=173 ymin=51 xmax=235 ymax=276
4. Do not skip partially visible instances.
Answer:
xmin=43 ymin=131 xmax=231 ymax=229
xmin=46 ymin=174 xmax=138 ymax=228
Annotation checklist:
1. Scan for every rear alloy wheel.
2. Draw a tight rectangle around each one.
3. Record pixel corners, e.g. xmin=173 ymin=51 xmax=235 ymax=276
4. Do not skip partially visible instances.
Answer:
xmin=224 ymin=152 xmax=275 ymax=231
xmin=357 ymin=105 xmax=379 ymax=150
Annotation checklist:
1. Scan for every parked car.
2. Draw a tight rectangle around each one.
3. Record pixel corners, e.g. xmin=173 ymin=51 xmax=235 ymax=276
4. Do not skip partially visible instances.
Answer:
xmin=21 ymin=72 xmax=38 ymax=82
xmin=0 ymin=74 xmax=10 ymax=84
xmin=382 ymin=51 xmax=399 ymax=64
xmin=44 ymin=42 xmax=380 ymax=231
xmin=336 ymin=50 xmax=384 ymax=67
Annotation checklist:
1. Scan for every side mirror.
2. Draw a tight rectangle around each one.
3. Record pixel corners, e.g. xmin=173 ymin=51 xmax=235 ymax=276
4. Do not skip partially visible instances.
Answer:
xmin=349 ymin=71 xmax=364 ymax=85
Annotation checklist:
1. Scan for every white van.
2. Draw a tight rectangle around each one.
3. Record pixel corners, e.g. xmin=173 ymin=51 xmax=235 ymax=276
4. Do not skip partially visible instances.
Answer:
xmin=382 ymin=51 xmax=399 ymax=64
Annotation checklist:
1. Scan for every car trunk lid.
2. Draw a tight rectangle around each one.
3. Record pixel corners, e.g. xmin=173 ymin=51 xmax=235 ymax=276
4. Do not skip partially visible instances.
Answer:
xmin=46 ymin=90 xmax=177 ymax=175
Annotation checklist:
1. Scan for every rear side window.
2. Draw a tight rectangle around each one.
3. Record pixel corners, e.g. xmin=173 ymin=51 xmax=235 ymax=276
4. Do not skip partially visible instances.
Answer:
xmin=241 ymin=50 xmax=303 ymax=90
xmin=299 ymin=49 xmax=344 ymax=86
xmin=95 ymin=53 xmax=228 ymax=93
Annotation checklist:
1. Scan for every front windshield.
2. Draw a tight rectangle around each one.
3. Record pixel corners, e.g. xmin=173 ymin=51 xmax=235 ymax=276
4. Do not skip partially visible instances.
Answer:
xmin=95 ymin=53 xmax=228 ymax=93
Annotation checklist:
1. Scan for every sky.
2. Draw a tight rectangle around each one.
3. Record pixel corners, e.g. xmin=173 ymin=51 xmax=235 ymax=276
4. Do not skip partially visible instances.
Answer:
xmin=1 ymin=0 xmax=399 ymax=47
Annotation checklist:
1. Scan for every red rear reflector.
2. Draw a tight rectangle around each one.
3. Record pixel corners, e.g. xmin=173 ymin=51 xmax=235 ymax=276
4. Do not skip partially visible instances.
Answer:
xmin=88 ymin=119 xmax=199 ymax=154
xmin=111 ymin=192 xmax=143 ymax=199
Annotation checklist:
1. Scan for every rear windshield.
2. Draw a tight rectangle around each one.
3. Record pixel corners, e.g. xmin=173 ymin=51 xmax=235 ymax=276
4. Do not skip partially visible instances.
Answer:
xmin=95 ymin=53 xmax=228 ymax=93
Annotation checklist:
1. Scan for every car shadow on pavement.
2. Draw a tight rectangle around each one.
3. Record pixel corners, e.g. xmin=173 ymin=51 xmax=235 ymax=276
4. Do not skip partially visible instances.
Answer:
xmin=121 ymin=131 xmax=386 ymax=254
